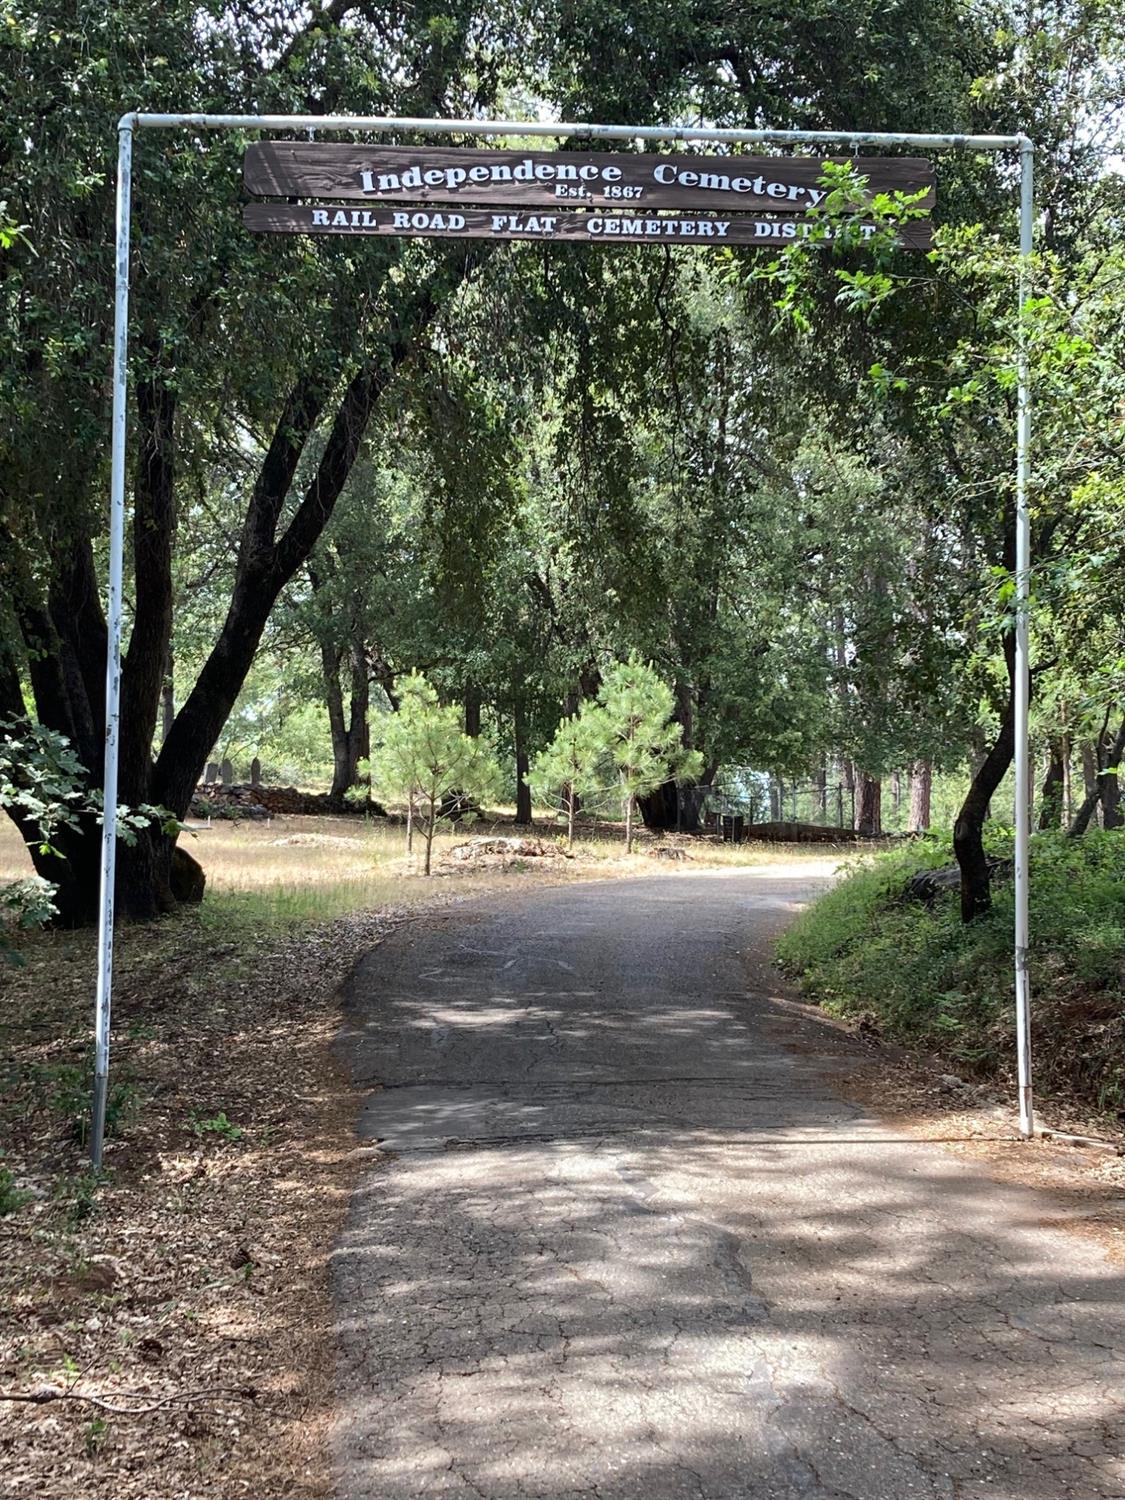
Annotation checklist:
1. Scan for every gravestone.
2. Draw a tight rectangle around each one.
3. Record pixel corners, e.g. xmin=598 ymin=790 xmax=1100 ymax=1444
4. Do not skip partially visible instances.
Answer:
xmin=250 ymin=757 xmax=261 ymax=787
xmin=220 ymin=758 xmax=233 ymax=786
xmin=205 ymin=761 xmax=219 ymax=784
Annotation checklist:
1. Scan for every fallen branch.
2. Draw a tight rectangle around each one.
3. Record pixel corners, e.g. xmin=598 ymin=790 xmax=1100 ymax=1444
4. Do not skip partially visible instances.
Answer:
xmin=0 ymin=1383 xmax=260 ymax=1416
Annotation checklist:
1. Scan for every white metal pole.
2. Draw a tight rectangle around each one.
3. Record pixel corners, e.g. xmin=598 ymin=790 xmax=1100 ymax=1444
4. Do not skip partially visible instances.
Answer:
xmin=91 ymin=120 xmax=134 ymax=1169
xmin=119 ymin=111 xmax=1024 ymax=151
xmin=1013 ymin=138 xmax=1035 ymax=1140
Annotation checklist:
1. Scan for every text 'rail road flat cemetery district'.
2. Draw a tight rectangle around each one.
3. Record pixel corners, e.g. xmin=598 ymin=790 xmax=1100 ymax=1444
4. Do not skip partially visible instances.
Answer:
xmin=242 ymin=144 xmax=935 ymax=248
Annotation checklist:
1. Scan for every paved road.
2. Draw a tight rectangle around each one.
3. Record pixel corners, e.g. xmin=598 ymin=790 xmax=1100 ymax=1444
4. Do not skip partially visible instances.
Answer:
xmin=333 ymin=869 xmax=1124 ymax=1500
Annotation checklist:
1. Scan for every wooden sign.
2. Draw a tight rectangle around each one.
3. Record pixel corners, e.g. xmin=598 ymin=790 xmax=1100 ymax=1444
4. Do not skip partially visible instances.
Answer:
xmin=243 ymin=202 xmax=933 ymax=249
xmin=244 ymin=143 xmax=934 ymax=216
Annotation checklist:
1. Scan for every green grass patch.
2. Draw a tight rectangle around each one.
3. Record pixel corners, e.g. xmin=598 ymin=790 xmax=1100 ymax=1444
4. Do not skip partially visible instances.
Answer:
xmin=199 ymin=874 xmax=405 ymax=929
xmin=777 ymin=830 xmax=1125 ymax=1114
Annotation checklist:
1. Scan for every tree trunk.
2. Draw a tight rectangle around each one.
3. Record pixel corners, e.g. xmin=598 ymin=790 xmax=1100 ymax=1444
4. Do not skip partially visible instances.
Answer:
xmin=566 ymin=786 xmax=576 ymax=847
xmin=855 ymin=772 xmax=882 ymax=836
xmin=1069 ymin=787 xmax=1101 ymax=837
xmin=624 ymin=790 xmax=634 ymax=854
xmin=322 ymin=641 xmax=351 ymax=800
xmin=639 ymin=780 xmax=680 ymax=832
xmin=423 ymin=803 xmax=435 ymax=875
xmin=20 ymin=259 xmax=472 ymax=923
xmin=1038 ymin=738 xmax=1065 ymax=830
xmin=954 ymin=636 xmax=1018 ymax=921
xmin=1069 ymin=715 xmax=1125 ymax=836
xmin=342 ymin=632 xmax=370 ymax=798
xmin=908 ymin=760 xmax=932 ymax=833
xmin=0 ymin=648 xmax=26 ymax=720
xmin=840 ymin=759 xmax=856 ymax=830
xmin=1103 ymin=768 xmax=1123 ymax=829
xmin=161 ymin=650 xmax=175 ymax=743
xmin=464 ymin=687 xmax=481 ymax=738
xmin=23 ymin=813 xmax=107 ymax=927
xmin=638 ymin=775 xmax=709 ymax=833
xmin=369 ymin=643 xmax=399 ymax=710
xmin=815 ymin=763 xmax=827 ymax=822
xmin=1081 ymin=741 xmax=1098 ymax=801
xmin=514 ymin=708 xmax=532 ymax=826
xmin=1099 ymin=716 xmax=1124 ymax=830
xmin=637 ymin=681 xmax=700 ymax=832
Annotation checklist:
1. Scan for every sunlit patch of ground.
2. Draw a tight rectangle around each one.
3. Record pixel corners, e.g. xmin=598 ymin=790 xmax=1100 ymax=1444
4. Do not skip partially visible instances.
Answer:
xmin=0 ymin=806 xmax=851 ymax=1498
xmin=0 ymin=806 xmax=855 ymax=924
xmin=2 ymin=808 xmax=1116 ymax=1496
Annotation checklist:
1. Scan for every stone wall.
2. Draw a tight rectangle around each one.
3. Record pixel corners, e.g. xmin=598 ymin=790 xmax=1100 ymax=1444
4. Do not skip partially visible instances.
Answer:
xmin=189 ymin=781 xmax=385 ymax=819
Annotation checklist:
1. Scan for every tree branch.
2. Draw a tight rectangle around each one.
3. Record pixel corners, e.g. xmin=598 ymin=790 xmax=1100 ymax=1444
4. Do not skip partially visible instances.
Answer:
xmin=151 ymin=264 xmax=467 ymax=816
xmin=119 ymin=361 xmax=177 ymax=802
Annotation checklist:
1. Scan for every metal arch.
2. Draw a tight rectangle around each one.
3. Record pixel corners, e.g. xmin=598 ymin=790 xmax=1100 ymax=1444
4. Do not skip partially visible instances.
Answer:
xmin=117 ymin=111 xmax=1027 ymax=151
xmin=91 ymin=113 xmax=1036 ymax=1164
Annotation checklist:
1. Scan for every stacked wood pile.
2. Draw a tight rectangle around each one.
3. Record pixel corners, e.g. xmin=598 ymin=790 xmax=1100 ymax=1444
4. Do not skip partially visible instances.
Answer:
xmin=443 ymin=836 xmax=571 ymax=866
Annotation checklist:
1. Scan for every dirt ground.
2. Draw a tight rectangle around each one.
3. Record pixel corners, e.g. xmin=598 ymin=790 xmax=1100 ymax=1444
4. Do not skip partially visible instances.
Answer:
xmin=0 ymin=903 xmax=384 ymax=1498
xmin=1 ymin=828 xmax=1120 ymax=1496
xmin=765 ymin=990 xmax=1125 ymax=1266
xmin=1 ymin=817 xmax=758 ymax=1498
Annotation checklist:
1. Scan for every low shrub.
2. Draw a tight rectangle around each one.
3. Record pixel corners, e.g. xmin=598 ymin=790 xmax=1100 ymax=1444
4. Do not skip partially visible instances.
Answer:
xmin=0 ymin=1161 xmax=30 ymax=1215
xmin=777 ymin=830 xmax=1125 ymax=1113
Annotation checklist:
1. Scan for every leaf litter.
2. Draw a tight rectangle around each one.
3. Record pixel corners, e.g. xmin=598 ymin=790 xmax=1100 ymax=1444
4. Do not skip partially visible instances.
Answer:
xmin=0 ymin=902 xmax=403 ymax=1498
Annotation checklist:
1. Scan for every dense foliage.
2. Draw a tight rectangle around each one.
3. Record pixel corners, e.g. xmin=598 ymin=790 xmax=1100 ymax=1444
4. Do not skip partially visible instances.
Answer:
xmin=777 ymin=833 xmax=1125 ymax=1113
xmin=1 ymin=1 xmax=1123 ymax=923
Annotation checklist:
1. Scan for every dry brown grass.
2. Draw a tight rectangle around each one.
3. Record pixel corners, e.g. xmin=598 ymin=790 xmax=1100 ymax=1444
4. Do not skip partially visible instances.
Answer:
xmin=1 ymin=807 xmax=858 ymax=926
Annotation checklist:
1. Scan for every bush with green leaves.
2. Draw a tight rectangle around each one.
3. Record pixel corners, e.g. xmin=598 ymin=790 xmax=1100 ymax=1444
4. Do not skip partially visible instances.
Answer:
xmin=368 ymin=674 xmax=502 ymax=874
xmin=0 ymin=1160 xmax=30 ymax=1216
xmin=44 ymin=1060 xmax=137 ymax=1146
xmin=777 ymin=831 xmax=1125 ymax=1112
xmin=529 ymin=704 xmax=611 ymax=847
xmin=0 ymin=717 xmax=179 ymax=957
xmin=189 ymin=1110 xmax=244 ymax=1143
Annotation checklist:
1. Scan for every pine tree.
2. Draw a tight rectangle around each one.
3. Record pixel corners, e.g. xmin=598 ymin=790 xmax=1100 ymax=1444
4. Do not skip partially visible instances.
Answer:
xmin=598 ymin=656 xmax=702 ymax=853
xmin=529 ymin=704 xmax=610 ymax=847
xmin=369 ymin=674 xmax=502 ymax=874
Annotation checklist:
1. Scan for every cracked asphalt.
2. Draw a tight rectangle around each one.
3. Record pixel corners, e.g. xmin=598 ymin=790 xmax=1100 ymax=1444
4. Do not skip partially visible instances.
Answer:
xmin=332 ymin=867 xmax=1125 ymax=1499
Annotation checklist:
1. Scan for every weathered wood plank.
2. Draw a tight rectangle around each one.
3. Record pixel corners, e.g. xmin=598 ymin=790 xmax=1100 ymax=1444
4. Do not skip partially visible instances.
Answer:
xmin=241 ymin=202 xmax=933 ymax=250
xmin=243 ymin=143 xmax=935 ymax=214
